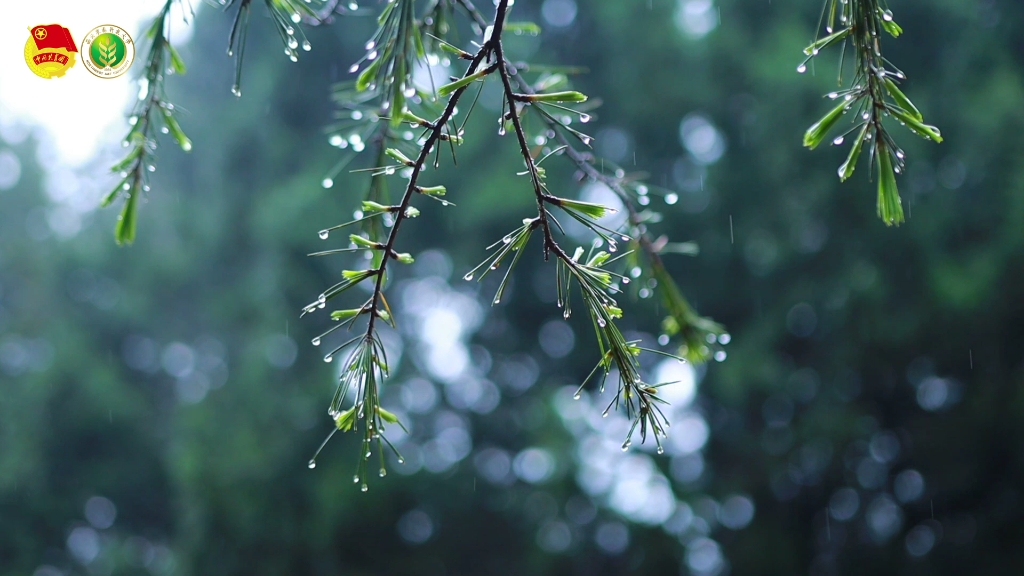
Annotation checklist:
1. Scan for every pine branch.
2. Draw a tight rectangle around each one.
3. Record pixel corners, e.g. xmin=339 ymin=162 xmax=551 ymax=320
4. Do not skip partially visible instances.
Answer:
xmin=801 ymin=0 xmax=942 ymax=226
xmin=503 ymin=63 xmax=727 ymax=363
xmin=103 ymin=0 xmax=192 ymax=246
xmin=305 ymin=1 xmax=506 ymax=479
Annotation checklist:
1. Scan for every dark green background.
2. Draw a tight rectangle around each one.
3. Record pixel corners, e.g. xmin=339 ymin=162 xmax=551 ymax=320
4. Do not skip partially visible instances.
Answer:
xmin=1 ymin=0 xmax=1022 ymax=574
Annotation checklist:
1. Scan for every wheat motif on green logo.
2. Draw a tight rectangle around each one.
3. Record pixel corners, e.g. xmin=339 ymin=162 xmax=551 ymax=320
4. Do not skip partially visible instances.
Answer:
xmin=90 ymin=33 xmax=126 ymax=68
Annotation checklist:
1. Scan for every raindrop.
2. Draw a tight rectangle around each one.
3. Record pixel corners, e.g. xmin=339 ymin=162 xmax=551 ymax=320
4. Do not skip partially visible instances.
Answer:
xmin=308 ymin=460 xmax=316 ymax=469
xmin=665 ymin=193 xmax=679 ymax=205
xmin=882 ymin=9 xmax=893 ymax=21
xmin=147 ymin=165 xmax=156 ymax=172
xmin=324 ymin=355 xmax=334 ymax=363
xmin=348 ymin=63 xmax=359 ymax=73
xmin=311 ymin=337 xmax=321 ymax=346
xmin=322 ymin=178 xmax=335 ymax=189
xmin=833 ymin=136 xmax=845 ymax=145
xmin=714 ymin=350 xmax=727 ymax=362
xmin=302 ymin=41 xmax=312 ymax=52
xmin=597 ymin=318 xmax=607 ymax=328
xmin=463 ymin=273 xmax=474 ymax=281
xmin=128 ymin=116 xmax=138 ymax=126
xmin=573 ymin=392 xmax=581 ymax=400
xmin=231 ymin=85 xmax=242 ymax=97
xmin=379 ymin=468 xmax=387 ymax=477
xmin=319 ymin=229 xmax=330 ymax=239
xmin=160 ymin=126 xmax=170 ymax=134
xmin=353 ymin=475 xmax=360 ymax=483
xmin=718 ymin=333 xmax=732 ymax=345
xmin=621 ymin=440 xmax=631 ymax=452
xmin=361 ymin=483 xmax=369 ymax=492
xmin=657 ymin=445 xmax=665 ymax=454
xmin=397 ymin=457 xmax=405 ymax=464
xmin=291 ymin=13 xmax=302 ymax=23
xmin=797 ymin=64 xmax=807 ymax=73
xmin=288 ymin=37 xmax=299 ymax=50
xmin=579 ymin=113 xmax=591 ymax=123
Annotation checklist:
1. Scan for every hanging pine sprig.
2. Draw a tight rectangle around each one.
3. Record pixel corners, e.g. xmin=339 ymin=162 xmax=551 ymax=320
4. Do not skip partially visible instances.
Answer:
xmin=800 ymin=0 xmax=942 ymax=226
xmin=222 ymin=0 xmax=325 ymax=96
xmin=303 ymin=0 xmax=728 ymax=480
xmin=103 ymin=0 xmax=192 ymax=246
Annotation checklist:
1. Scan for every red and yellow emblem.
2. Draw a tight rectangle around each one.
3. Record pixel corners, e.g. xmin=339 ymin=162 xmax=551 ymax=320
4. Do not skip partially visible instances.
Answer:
xmin=25 ymin=24 xmax=78 ymax=79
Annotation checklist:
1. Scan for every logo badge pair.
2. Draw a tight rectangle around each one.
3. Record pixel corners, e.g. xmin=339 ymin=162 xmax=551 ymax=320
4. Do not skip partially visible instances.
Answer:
xmin=25 ymin=24 xmax=134 ymax=80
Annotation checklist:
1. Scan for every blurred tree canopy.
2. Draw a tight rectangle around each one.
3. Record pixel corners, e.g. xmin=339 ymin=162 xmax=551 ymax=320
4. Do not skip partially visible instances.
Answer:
xmin=1 ymin=0 xmax=1023 ymax=575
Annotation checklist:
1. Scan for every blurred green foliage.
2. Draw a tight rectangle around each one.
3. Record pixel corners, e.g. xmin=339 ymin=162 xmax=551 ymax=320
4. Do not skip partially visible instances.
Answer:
xmin=2 ymin=0 xmax=1024 ymax=575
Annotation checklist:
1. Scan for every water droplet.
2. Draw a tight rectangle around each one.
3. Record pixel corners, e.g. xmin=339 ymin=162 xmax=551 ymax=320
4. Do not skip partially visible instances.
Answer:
xmin=597 ymin=318 xmax=607 ymax=328
xmin=573 ymin=392 xmax=581 ymax=400
xmin=493 ymin=298 xmax=500 ymax=305
xmin=714 ymin=350 xmax=727 ymax=362
xmin=160 ymin=126 xmax=170 ymax=134
xmin=291 ymin=13 xmax=302 ymax=23
xmin=353 ymin=475 xmax=360 ymax=483
xmin=308 ymin=460 xmax=316 ymax=469
xmin=797 ymin=64 xmax=807 ymax=73
xmin=718 ymin=333 xmax=732 ymax=345
xmin=833 ymin=136 xmax=845 ymax=145
xmin=231 ymin=85 xmax=242 ymax=97
xmin=288 ymin=37 xmax=299 ymax=50
xmin=579 ymin=113 xmax=591 ymax=123
xmin=348 ymin=63 xmax=359 ymax=73
xmin=883 ymin=9 xmax=893 ymax=21
xmin=128 ymin=116 xmax=138 ymax=126
xmin=348 ymin=1 xmax=358 ymax=9
xmin=360 ymin=483 xmax=368 ymax=492
xmin=657 ymin=445 xmax=665 ymax=454
xmin=147 ymin=164 xmax=156 ymax=172
xmin=302 ymin=41 xmax=312 ymax=52
xmin=581 ymin=135 xmax=593 ymax=146
xmin=665 ymin=193 xmax=679 ymax=205
xmin=319 ymin=229 xmax=330 ymax=240
xmin=311 ymin=337 xmax=321 ymax=347
xmin=324 ymin=355 xmax=334 ymax=363
xmin=621 ymin=441 xmax=630 ymax=452
xmin=397 ymin=457 xmax=405 ymax=464
xmin=182 ymin=141 xmax=192 ymax=152
xmin=441 ymin=200 xmax=449 ymax=206
xmin=658 ymin=334 xmax=670 ymax=346
xmin=322 ymin=178 xmax=334 ymax=189
xmin=379 ymin=468 xmax=387 ymax=477
xmin=463 ymin=273 xmax=474 ymax=281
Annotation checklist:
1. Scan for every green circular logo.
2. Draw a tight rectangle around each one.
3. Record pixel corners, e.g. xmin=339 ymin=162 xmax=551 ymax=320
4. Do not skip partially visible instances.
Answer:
xmin=82 ymin=25 xmax=135 ymax=79
xmin=89 ymin=33 xmax=125 ymax=68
